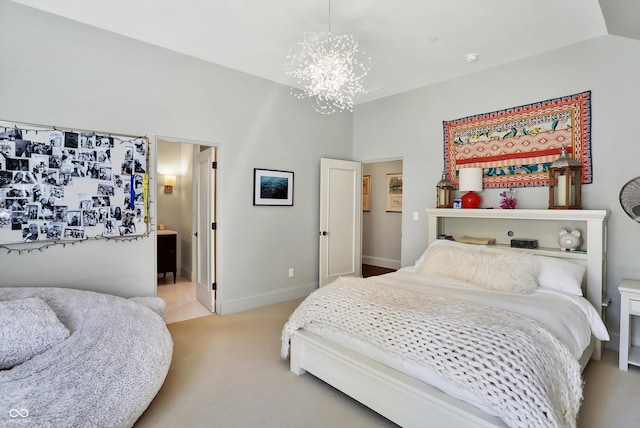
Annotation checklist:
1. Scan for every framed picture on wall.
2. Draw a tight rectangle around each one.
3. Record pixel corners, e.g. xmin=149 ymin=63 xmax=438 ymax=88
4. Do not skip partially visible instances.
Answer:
xmin=386 ymin=173 xmax=403 ymax=212
xmin=362 ymin=175 xmax=371 ymax=212
xmin=253 ymin=168 xmax=294 ymax=206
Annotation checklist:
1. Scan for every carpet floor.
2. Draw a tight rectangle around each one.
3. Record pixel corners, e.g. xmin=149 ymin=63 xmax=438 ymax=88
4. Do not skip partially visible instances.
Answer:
xmin=135 ymin=298 xmax=640 ymax=427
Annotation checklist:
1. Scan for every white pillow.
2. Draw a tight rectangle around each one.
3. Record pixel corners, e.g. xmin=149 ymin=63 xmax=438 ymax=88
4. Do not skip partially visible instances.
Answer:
xmin=535 ymin=255 xmax=585 ymax=296
xmin=417 ymin=240 xmax=539 ymax=293
xmin=0 ymin=297 xmax=70 ymax=369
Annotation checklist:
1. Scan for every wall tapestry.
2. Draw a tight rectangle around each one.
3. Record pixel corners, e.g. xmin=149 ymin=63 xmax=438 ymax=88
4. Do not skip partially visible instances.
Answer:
xmin=0 ymin=121 xmax=149 ymax=245
xmin=443 ymin=91 xmax=592 ymax=189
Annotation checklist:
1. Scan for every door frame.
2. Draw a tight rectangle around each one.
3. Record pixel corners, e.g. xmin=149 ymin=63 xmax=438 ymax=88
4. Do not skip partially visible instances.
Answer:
xmin=155 ymin=136 xmax=222 ymax=314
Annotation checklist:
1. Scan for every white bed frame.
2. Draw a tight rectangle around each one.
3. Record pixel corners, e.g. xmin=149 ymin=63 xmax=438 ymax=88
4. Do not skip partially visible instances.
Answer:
xmin=290 ymin=209 xmax=609 ymax=428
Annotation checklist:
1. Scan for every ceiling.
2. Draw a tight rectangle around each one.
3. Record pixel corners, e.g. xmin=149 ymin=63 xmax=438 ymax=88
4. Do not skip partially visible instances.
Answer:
xmin=9 ymin=0 xmax=639 ymax=104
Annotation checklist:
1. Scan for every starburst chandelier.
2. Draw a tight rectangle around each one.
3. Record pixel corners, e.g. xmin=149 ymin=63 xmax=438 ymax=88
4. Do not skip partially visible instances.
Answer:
xmin=285 ymin=1 xmax=370 ymax=114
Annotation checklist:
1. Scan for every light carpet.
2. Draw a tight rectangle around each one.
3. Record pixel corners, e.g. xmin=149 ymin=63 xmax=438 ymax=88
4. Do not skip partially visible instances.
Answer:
xmin=135 ymin=298 xmax=640 ymax=428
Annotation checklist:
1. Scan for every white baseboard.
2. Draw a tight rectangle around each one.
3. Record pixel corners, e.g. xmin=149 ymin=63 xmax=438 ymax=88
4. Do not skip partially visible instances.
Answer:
xmin=218 ymin=282 xmax=317 ymax=315
xmin=179 ymin=266 xmax=193 ymax=282
xmin=362 ymin=255 xmax=401 ymax=270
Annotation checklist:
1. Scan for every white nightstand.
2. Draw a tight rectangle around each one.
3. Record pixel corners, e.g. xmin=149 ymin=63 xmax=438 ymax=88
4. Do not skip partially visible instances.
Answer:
xmin=619 ymin=279 xmax=640 ymax=370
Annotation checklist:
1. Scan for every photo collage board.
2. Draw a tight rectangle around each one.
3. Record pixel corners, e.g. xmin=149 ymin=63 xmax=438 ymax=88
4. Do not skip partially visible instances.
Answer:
xmin=0 ymin=121 xmax=149 ymax=244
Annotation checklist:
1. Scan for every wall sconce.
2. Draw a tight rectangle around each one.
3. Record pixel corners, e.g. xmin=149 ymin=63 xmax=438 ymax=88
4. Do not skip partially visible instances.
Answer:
xmin=458 ymin=168 xmax=483 ymax=208
xmin=548 ymin=145 xmax=582 ymax=209
xmin=163 ymin=175 xmax=176 ymax=194
xmin=436 ymin=172 xmax=453 ymax=208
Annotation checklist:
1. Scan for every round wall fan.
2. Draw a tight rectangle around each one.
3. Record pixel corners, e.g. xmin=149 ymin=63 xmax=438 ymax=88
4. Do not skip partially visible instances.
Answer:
xmin=619 ymin=176 xmax=640 ymax=222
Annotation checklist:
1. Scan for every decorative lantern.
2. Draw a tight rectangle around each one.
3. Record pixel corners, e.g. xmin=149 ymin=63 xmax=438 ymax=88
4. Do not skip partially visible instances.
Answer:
xmin=548 ymin=145 xmax=582 ymax=209
xmin=436 ymin=172 xmax=453 ymax=208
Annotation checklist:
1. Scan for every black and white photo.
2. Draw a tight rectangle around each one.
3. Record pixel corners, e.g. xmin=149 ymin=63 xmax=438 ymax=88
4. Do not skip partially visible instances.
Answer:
xmin=0 ymin=121 xmax=149 ymax=244
xmin=22 ymin=223 xmax=39 ymax=242
xmin=67 ymin=210 xmax=81 ymax=226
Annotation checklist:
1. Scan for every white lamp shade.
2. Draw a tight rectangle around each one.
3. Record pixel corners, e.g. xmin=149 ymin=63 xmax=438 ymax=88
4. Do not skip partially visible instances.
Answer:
xmin=164 ymin=175 xmax=176 ymax=187
xmin=458 ymin=168 xmax=483 ymax=192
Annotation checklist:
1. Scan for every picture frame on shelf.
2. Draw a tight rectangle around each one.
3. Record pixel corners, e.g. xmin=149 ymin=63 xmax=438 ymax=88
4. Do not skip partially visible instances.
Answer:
xmin=386 ymin=173 xmax=402 ymax=212
xmin=253 ymin=168 xmax=294 ymax=206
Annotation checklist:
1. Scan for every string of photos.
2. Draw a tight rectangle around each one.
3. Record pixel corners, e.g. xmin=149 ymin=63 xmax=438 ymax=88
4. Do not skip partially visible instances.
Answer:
xmin=0 ymin=120 xmax=151 ymax=252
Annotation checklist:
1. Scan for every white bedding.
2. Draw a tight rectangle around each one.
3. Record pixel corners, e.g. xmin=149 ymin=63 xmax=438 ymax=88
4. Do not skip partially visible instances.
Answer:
xmin=301 ymin=269 xmax=608 ymax=418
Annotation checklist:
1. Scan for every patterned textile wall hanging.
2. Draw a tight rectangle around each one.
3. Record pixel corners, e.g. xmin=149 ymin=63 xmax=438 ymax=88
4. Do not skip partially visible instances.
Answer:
xmin=443 ymin=91 xmax=592 ymax=189
xmin=0 ymin=120 xmax=149 ymax=245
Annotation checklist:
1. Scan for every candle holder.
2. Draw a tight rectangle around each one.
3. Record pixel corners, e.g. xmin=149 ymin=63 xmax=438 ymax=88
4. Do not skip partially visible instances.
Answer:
xmin=548 ymin=145 xmax=582 ymax=209
xmin=436 ymin=172 xmax=453 ymax=208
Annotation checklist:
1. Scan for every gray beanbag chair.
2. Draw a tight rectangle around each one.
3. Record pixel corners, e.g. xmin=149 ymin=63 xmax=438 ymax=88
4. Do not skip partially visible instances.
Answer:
xmin=0 ymin=287 xmax=173 ymax=427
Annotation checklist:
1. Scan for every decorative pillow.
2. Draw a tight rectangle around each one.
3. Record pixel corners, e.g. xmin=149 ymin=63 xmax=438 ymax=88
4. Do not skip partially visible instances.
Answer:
xmin=417 ymin=241 xmax=539 ymax=293
xmin=0 ymin=297 xmax=70 ymax=369
xmin=409 ymin=239 xmax=478 ymax=271
xmin=535 ymin=255 xmax=585 ymax=296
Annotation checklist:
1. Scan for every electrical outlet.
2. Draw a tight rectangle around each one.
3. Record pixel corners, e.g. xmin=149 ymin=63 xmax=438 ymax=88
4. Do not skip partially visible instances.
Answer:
xmin=288 ymin=268 xmax=294 ymax=277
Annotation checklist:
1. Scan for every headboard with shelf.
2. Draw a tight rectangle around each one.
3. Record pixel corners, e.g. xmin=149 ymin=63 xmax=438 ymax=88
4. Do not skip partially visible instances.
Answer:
xmin=425 ymin=208 xmax=610 ymax=358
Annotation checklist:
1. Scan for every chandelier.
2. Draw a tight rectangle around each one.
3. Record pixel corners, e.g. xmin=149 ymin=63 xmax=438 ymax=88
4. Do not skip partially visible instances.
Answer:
xmin=285 ymin=3 xmax=370 ymax=114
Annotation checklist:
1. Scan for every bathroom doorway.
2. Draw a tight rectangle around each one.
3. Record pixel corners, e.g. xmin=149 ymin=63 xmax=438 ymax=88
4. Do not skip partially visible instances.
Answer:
xmin=156 ymin=137 xmax=217 ymax=323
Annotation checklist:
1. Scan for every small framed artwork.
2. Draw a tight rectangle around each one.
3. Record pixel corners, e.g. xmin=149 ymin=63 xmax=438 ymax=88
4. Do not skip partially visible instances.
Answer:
xmin=386 ymin=173 xmax=403 ymax=212
xmin=453 ymin=198 xmax=463 ymax=209
xmin=253 ymin=168 xmax=294 ymax=206
xmin=362 ymin=175 xmax=371 ymax=212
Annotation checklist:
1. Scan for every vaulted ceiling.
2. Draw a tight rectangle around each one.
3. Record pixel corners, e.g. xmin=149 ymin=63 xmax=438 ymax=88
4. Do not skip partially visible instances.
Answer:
xmin=10 ymin=0 xmax=639 ymax=104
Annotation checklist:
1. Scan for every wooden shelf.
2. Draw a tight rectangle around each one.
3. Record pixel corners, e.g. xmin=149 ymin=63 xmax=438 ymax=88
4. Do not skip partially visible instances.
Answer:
xmin=489 ymin=243 xmax=587 ymax=259
xmin=628 ymin=347 xmax=640 ymax=367
xmin=425 ymin=208 xmax=609 ymax=222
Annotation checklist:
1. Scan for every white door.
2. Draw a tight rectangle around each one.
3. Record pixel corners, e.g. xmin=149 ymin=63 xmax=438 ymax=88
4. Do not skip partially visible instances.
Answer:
xmin=319 ymin=158 xmax=362 ymax=287
xmin=195 ymin=148 xmax=216 ymax=312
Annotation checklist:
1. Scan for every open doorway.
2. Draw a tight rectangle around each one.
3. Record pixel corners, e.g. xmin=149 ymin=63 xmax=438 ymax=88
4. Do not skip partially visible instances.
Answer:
xmin=156 ymin=138 xmax=217 ymax=323
xmin=362 ymin=159 xmax=403 ymax=277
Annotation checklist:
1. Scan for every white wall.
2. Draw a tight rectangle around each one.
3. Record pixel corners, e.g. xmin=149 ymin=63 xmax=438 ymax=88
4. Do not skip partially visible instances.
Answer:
xmin=179 ymin=143 xmax=194 ymax=279
xmin=362 ymin=160 xmax=402 ymax=269
xmin=353 ymin=35 xmax=640 ymax=348
xmin=0 ymin=0 xmax=353 ymax=313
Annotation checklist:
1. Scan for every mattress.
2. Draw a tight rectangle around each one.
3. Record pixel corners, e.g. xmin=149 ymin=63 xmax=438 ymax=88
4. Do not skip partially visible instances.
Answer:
xmin=303 ymin=269 xmax=608 ymax=416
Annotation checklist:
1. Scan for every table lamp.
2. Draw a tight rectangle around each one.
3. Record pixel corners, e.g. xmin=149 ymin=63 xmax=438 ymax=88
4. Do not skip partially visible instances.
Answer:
xmin=459 ymin=168 xmax=483 ymax=208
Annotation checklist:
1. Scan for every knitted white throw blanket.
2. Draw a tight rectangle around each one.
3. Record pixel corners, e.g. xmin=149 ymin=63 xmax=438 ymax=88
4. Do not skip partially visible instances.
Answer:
xmin=281 ymin=277 xmax=582 ymax=428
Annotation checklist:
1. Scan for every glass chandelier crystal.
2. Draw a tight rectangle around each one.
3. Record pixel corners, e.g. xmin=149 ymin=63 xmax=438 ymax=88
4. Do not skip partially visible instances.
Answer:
xmin=286 ymin=4 xmax=370 ymax=114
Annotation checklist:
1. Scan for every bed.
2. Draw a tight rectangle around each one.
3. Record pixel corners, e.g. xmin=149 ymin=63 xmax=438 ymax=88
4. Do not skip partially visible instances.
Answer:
xmin=282 ymin=209 xmax=609 ymax=428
